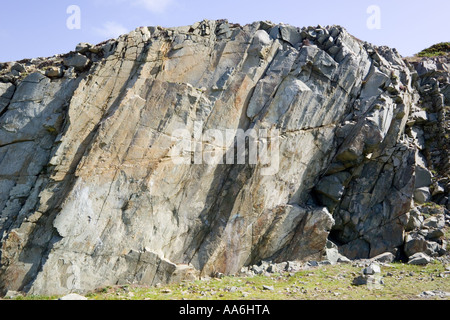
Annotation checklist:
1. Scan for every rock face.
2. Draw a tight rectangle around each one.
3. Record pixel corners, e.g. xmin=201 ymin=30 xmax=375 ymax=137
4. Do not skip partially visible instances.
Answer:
xmin=0 ymin=20 xmax=448 ymax=296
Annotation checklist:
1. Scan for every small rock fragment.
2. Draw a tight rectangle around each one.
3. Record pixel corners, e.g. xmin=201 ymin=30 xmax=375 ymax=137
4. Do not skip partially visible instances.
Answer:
xmin=59 ymin=293 xmax=88 ymax=300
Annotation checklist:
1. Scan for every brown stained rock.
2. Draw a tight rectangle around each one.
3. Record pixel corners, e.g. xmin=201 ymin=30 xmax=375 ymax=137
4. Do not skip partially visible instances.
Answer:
xmin=0 ymin=21 xmax=442 ymax=297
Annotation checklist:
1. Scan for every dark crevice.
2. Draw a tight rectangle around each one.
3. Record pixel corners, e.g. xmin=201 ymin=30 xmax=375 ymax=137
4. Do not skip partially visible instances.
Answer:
xmin=0 ymin=139 xmax=35 ymax=148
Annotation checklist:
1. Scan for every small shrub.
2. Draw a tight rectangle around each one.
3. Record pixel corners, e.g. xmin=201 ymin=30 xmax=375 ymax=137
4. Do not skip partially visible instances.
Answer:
xmin=417 ymin=42 xmax=450 ymax=58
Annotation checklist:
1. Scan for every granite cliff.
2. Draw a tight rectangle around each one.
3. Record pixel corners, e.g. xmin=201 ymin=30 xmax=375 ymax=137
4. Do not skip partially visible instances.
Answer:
xmin=0 ymin=20 xmax=448 ymax=296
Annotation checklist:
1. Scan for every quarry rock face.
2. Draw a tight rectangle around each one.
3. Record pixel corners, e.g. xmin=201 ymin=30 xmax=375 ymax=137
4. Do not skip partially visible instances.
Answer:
xmin=0 ymin=20 xmax=448 ymax=296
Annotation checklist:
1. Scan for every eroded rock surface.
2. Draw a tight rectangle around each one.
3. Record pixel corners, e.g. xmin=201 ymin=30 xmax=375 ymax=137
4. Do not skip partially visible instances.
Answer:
xmin=0 ymin=20 xmax=448 ymax=296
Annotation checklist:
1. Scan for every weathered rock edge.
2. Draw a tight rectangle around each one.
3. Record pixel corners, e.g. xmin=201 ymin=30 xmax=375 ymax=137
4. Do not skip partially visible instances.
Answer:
xmin=0 ymin=20 xmax=448 ymax=296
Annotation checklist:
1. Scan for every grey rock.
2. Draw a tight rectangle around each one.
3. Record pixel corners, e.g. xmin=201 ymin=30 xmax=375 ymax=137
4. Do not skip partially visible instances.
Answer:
xmin=408 ymin=252 xmax=432 ymax=265
xmin=366 ymin=275 xmax=384 ymax=289
xmin=262 ymin=285 xmax=274 ymax=291
xmin=59 ymin=293 xmax=88 ymax=300
xmin=423 ymin=214 xmax=446 ymax=229
xmin=333 ymin=145 xmax=416 ymax=259
xmin=45 ymin=66 xmax=64 ymax=78
xmin=419 ymin=291 xmax=436 ymax=297
xmin=251 ymin=265 xmax=265 ymax=275
xmin=75 ymin=42 xmax=92 ymax=53
xmin=406 ymin=207 xmax=424 ymax=231
xmin=0 ymin=82 xmax=15 ymax=113
xmin=410 ymin=127 xmax=426 ymax=149
xmin=278 ymin=262 xmax=288 ymax=271
xmin=314 ymin=172 xmax=350 ymax=204
xmin=438 ymin=244 xmax=448 ymax=256
xmin=11 ymin=63 xmax=26 ymax=73
xmin=360 ymin=69 xmax=390 ymax=98
xmin=268 ymin=26 xmax=280 ymax=40
xmin=266 ymin=262 xmax=287 ymax=273
xmin=363 ymin=263 xmax=381 ymax=275
xmin=419 ymin=291 xmax=450 ymax=298
xmin=414 ymin=187 xmax=431 ymax=204
xmin=285 ymin=261 xmax=303 ymax=273
xmin=0 ymin=21 xmax=443 ymax=297
xmin=63 ymin=53 xmax=90 ymax=71
xmin=415 ymin=166 xmax=433 ymax=188
xmin=307 ymin=261 xmax=319 ymax=267
xmin=352 ymin=275 xmax=368 ymax=286
xmin=410 ymin=111 xmax=428 ymax=124
xmin=248 ymin=30 xmax=272 ymax=58
xmin=280 ymin=25 xmax=302 ymax=46
xmin=337 ymin=256 xmax=352 ymax=264
xmin=404 ymin=232 xmax=439 ymax=257
xmin=427 ymin=229 xmax=445 ymax=240
xmin=265 ymin=264 xmax=276 ymax=273
xmin=371 ymin=252 xmax=395 ymax=263
xmin=431 ymin=184 xmax=445 ymax=196
xmin=171 ymin=264 xmax=200 ymax=283
xmin=228 ymin=286 xmax=238 ymax=293
xmin=3 ymin=290 xmax=22 ymax=299
xmin=0 ymin=82 xmax=15 ymax=99
xmin=258 ymin=21 xmax=274 ymax=31
xmin=427 ymin=113 xmax=438 ymax=123
xmin=325 ymin=240 xmax=351 ymax=265
xmin=353 ymin=254 xmax=385 ymax=288
xmin=21 ymin=71 xmax=47 ymax=83
xmin=217 ymin=23 xmax=233 ymax=38
xmin=88 ymin=46 xmax=102 ymax=54
xmin=352 ymin=274 xmax=383 ymax=288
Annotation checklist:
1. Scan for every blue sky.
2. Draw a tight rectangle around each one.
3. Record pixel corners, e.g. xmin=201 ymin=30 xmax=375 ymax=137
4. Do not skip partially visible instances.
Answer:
xmin=0 ymin=0 xmax=448 ymax=62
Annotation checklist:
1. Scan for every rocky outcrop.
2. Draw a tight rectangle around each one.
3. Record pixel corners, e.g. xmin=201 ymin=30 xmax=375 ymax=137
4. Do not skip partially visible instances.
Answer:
xmin=0 ymin=20 xmax=448 ymax=296
xmin=408 ymin=56 xmax=449 ymax=206
xmin=400 ymin=55 xmax=450 ymax=263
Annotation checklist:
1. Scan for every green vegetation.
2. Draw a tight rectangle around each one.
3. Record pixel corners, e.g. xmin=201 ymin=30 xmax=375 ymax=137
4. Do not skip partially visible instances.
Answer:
xmin=8 ymin=261 xmax=449 ymax=301
xmin=421 ymin=202 xmax=442 ymax=209
xmin=6 ymin=224 xmax=450 ymax=301
xmin=417 ymin=42 xmax=450 ymax=58
xmin=10 ymin=294 xmax=60 ymax=301
xmin=78 ymin=262 xmax=450 ymax=300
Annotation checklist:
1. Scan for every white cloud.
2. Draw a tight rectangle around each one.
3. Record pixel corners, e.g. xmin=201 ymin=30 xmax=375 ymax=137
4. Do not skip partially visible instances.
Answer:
xmin=94 ymin=0 xmax=175 ymax=13
xmin=93 ymin=21 xmax=129 ymax=39
xmin=131 ymin=0 xmax=174 ymax=13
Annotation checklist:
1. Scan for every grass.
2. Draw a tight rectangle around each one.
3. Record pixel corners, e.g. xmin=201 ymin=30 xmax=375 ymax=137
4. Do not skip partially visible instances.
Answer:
xmin=8 ymin=261 xmax=446 ymax=301
xmin=83 ymin=262 xmax=449 ymax=301
xmin=421 ymin=202 xmax=443 ymax=209
xmin=416 ymin=42 xmax=450 ymax=58
xmin=7 ymin=225 xmax=450 ymax=301
xmin=6 ymin=262 xmax=449 ymax=301
xmin=11 ymin=295 xmax=60 ymax=301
